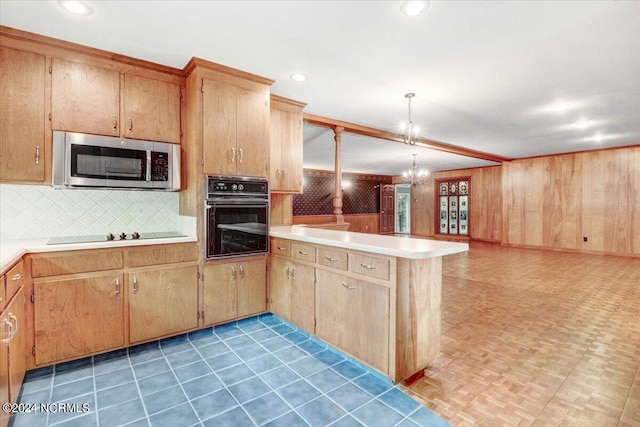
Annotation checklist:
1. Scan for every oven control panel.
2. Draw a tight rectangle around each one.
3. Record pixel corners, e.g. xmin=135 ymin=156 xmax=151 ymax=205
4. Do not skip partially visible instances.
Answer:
xmin=207 ymin=176 xmax=268 ymax=197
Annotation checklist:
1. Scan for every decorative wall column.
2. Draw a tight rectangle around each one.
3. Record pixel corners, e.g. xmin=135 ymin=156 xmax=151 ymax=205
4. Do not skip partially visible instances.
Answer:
xmin=332 ymin=126 xmax=345 ymax=223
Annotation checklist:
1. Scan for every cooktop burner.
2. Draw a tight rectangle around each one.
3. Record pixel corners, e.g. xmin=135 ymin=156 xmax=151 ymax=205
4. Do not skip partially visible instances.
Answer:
xmin=47 ymin=231 xmax=187 ymax=245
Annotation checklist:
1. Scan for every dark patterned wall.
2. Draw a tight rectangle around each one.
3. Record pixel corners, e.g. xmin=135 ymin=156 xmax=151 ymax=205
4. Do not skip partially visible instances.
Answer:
xmin=293 ymin=170 xmax=393 ymax=216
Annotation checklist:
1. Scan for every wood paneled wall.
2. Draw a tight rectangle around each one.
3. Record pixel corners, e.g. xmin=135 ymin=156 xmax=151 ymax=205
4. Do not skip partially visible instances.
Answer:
xmin=503 ymin=146 xmax=640 ymax=256
xmin=411 ymin=166 xmax=503 ymax=242
xmin=292 ymin=214 xmax=380 ymax=234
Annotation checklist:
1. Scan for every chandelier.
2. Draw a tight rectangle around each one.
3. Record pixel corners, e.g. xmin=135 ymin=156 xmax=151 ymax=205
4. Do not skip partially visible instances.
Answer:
xmin=401 ymin=92 xmax=418 ymax=145
xmin=402 ymin=154 xmax=428 ymax=186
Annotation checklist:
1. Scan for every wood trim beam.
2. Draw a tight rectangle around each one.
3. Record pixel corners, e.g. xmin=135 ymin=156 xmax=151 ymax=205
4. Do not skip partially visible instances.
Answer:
xmin=304 ymin=113 xmax=512 ymax=164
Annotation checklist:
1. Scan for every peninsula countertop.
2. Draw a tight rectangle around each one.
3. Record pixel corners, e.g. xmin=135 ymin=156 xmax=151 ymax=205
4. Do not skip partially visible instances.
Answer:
xmin=269 ymin=225 xmax=469 ymax=259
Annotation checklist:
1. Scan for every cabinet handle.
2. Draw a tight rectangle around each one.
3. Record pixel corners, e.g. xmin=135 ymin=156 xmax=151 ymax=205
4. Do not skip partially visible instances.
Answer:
xmin=298 ymin=250 xmax=308 ymax=256
xmin=3 ymin=318 xmax=13 ymax=342
xmin=115 ymin=278 xmax=120 ymax=296
xmin=324 ymin=256 xmax=338 ymax=262
xmin=11 ymin=274 xmax=21 ymax=281
xmin=112 ymin=115 xmax=118 ymax=130
xmin=239 ymin=265 xmax=245 ymax=279
xmin=35 ymin=146 xmax=40 ymax=165
xmin=275 ymin=169 xmax=280 ymax=179
xmin=285 ymin=265 xmax=291 ymax=279
xmin=128 ymin=117 xmax=133 ymax=133
xmin=239 ymin=148 xmax=244 ymax=163
xmin=277 ymin=246 xmax=287 ymax=251
xmin=342 ymin=283 xmax=357 ymax=290
xmin=360 ymin=263 xmax=376 ymax=270
xmin=289 ymin=266 xmax=295 ymax=280
xmin=231 ymin=147 xmax=236 ymax=162
xmin=132 ymin=276 xmax=138 ymax=294
xmin=282 ymin=170 xmax=286 ymax=180
xmin=231 ymin=266 xmax=236 ymax=279
xmin=8 ymin=314 xmax=17 ymax=338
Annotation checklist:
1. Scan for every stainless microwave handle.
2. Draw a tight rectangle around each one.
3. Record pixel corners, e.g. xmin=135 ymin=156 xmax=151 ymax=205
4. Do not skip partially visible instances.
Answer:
xmin=146 ymin=150 xmax=151 ymax=182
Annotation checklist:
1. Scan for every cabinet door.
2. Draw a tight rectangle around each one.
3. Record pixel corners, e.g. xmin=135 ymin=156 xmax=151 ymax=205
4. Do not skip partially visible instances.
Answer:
xmin=269 ymin=257 xmax=291 ymax=321
xmin=123 ymin=74 xmax=181 ymax=143
xmin=6 ymin=288 xmax=25 ymax=403
xmin=51 ymin=58 xmax=120 ymax=136
xmin=34 ymin=274 xmax=124 ymax=365
xmin=236 ymin=87 xmax=269 ymax=177
xmin=203 ymin=262 xmax=237 ymax=326
xmin=269 ymin=108 xmax=284 ymax=191
xmin=0 ymin=47 xmax=46 ymax=182
xmin=281 ymin=108 xmax=303 ymax=192
xmin=237 ymin=258 xmax=266 ymax=318
xmin=128 ymin=264 xmax=198 ymax=343
xmin=315 ymin=270 xmax=390 ymax=374
xmin=0 ymin=330 xmax=7 ymax=427
xmin=202 ymin=79 xmax=236 ymax=175
xmin=289 ymin=263 xmax=315 ymax=333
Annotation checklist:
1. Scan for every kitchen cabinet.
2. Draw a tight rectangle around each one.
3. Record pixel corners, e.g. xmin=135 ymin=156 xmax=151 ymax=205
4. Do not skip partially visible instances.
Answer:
xmin=128 ymin=264 xmax=198 ymax=344
xmin=269 ymin=256 xmax=315 ymax=333
xmin=315 ymin=269 xmax=390 ymax=375
xmin=270 ymin=95 xmax=305 ymax=193
xmin=0 ymin=46 xmax=46 ymax=183
xmin=203 ymin=256 xmax=266 ymax=326
xmin=34 ymin=274 xmax=124 ymax=365
xmin=51 ymin=58 xmax=181 ymax=143
xmin=202 ymin=78 xmax=270 ymax=176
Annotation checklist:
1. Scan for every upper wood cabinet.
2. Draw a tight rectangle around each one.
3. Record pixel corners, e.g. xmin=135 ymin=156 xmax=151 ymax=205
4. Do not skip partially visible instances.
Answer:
xmin=0 ymin=46 xmax=46 ymax=183
xmin=270 ymin=95 xmax=306 ymax=193
xmin=51 ymin=58 xmax=181 ymax=143
xmin=202 ymin=78 xmax=270 ymax=176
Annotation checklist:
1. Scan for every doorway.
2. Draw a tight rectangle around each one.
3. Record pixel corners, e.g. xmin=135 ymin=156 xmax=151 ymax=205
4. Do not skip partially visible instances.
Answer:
xmin=395 ymin=184 xmax=411 ymax=234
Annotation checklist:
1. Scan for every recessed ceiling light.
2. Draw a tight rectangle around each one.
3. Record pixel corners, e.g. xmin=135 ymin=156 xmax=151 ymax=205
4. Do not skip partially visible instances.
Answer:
xmin=400 ymin=1 xmax=431 ymax=17
xmin=57 ymin=0 xmax=94 ymax=16
xmin=289 ymin=73 xmax=307 ymax=82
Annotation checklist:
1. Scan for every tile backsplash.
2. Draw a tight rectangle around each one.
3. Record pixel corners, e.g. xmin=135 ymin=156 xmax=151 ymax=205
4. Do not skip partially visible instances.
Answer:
xmin=0 ymin=184 xmax=180 ymax=240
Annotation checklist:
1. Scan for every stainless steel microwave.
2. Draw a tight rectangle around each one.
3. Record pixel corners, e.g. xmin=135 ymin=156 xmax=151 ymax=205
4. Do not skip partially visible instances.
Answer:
xmin=52 ymin=131 xmax=180 ymax=190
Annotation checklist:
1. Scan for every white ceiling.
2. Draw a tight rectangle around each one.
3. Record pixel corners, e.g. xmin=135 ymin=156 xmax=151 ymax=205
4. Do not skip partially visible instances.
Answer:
xmin=1 ymin=1 xmax=639 ymax=175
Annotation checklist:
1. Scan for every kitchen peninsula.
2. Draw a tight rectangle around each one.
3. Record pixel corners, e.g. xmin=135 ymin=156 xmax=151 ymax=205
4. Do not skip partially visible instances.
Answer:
xmin=269 ymin=225 xmax=468 ymax=383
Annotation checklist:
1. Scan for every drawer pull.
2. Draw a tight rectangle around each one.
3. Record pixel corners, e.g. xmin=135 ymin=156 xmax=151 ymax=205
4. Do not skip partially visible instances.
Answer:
xmin=132 ymin=276 xmax=138 ymax=294
xmin=360 ymin=264 xmax=376 ymax=270
xmin=342 ymin=283 xmax=357 ymax=290
xmin=277 ymin=246 xmax=287 ymax=251
xmin=298 ymin=250 xmax=308 ymax=256
xmin=115 ymin=278 xmax=120 ymax=296
xmin=324 ymin=256 xmax=338 ymax=262
xmin=11 ymin=274 xmax=22 ymax=281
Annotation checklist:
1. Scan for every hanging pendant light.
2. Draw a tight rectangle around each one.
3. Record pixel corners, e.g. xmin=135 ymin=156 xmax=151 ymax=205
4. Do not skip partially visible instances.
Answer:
xmin=401 ymin=93 xmax=419 ymax=145
xmin=402 ymin=154 xmax=428 ymax=186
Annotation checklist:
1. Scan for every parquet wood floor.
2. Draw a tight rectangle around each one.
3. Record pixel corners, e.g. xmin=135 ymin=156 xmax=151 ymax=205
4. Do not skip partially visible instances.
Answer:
xmin=402 ymin=243 xmax=640 ymax=427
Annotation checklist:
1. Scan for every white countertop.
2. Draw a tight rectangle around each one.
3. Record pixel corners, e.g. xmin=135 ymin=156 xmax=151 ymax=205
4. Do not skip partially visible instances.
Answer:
xmin=0 ymin=235 xmax=198 ymax=273
xmin=269 ymin=226 xmax=469 ymax=259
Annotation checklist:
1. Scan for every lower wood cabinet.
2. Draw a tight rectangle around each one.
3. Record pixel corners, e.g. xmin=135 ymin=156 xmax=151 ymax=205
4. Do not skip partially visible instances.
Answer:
xmin=203 ymin=257 xmax=266 ymax=326
xmin=269 ymin=256 xmax=315 ymax=333
xmin=128 ymin=264 xmax=198 ymax=344
xmin=315 ymin=269 xmax=390 ymax=375
xmin=34 ymin=274 xmax=124 ymax=365
xmin=0 ymin=287 xmax=27 ymax=427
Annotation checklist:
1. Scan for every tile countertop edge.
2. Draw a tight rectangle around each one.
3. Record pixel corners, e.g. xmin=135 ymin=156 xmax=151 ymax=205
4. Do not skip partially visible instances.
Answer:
xmin=0 ymin=235 xmax=198 ymax=273
xmin=269 ymin=225 xmax=469 ymax=259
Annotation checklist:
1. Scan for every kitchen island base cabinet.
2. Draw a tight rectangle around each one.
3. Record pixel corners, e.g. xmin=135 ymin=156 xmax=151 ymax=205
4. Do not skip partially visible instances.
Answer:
xmin=315 ymin=270 xmax=390 ymax=375
xmin=269 ymin=256 xmax=315 ymax=333
xmin=34 ymin=274 xmax=125 ymax=366
xmin=203 ymin=257 xmax=266 ymax=326
xmin=128 ymin=265 xmax=198 ymax=344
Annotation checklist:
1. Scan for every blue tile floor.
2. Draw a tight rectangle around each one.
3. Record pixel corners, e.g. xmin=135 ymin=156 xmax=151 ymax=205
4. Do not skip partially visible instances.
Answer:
xmin=11 ymin=314 xmax=450 ymax=427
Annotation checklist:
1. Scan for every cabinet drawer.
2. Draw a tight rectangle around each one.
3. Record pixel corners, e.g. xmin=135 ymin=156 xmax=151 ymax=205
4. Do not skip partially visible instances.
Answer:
xmin=318 ymin=247 xmax=348 ymax=271
xmin=291 ymin=243 xmax=316 ymax=263
xmin=348 ymin=253 xmax=391 ymax=281
xmin=31 ymin=250 xmax=123 ymax=278
xmin=271 ymin=238 xmax=291 ymax=257
xmin=126 ymin=243 xmax=198 ymax=267
xmin=5 ymin=259 xmax=24 ymax=300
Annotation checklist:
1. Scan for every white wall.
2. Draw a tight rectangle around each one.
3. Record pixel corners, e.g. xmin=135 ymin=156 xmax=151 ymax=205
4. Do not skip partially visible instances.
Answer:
xmin=0 ymin=184 xmax=179 ymax=240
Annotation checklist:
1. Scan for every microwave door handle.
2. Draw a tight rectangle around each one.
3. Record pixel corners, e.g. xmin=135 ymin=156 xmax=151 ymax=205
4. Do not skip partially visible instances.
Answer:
xmin=146 ymin=150 xmax=151 ymax=182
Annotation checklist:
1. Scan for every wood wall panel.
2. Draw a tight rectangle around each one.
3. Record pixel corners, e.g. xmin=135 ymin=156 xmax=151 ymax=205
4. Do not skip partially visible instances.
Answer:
xmin=292 ymin=214 xmax=380 ymax=234
xmin=502 ymin=146 xmax=640 ymax=256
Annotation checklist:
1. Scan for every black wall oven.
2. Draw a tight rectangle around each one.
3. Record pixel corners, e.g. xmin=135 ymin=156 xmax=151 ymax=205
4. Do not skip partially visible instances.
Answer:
xmin=205 ymin=176 xmax=269 ymax=259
